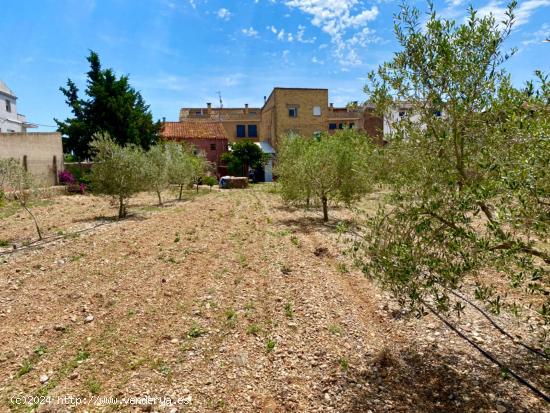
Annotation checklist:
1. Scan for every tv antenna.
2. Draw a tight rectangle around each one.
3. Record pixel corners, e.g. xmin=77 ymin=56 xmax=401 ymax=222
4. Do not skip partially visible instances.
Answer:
xmin=216 ymin=91 xmax=223 ymax=121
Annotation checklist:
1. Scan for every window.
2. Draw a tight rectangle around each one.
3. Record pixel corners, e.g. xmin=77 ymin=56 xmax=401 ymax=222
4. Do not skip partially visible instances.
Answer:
xmin=349 ymin=123 xmax=355 ymax=129
xmin=210 ymin=143 xmax=216 ymax=151
xmin=236 ymin=124 xmax=246 ymax=138
xmin=313 ymin=106 xmax=321 ymax=116
xmin=338 ymin=123 xmax=344 ymax=129
xmin=288 ymin=107 xmax=298 ymax=117
xmin=329 ymin=123 xmax=337 ymax=130
xmin=398 ymin=111 xmax=406 ymax=118
xmin=248 ymin=124 xmax=258 ymax=138
xmin=434 ymin=110 xmax=442 ymax=117
xmin=5 ymin=99 xmax=11 ymax=113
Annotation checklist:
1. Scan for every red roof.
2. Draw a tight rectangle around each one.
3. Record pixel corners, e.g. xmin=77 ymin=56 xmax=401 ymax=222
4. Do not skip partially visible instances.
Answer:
xmin=161 ymin=121 xmax=228 ymax=141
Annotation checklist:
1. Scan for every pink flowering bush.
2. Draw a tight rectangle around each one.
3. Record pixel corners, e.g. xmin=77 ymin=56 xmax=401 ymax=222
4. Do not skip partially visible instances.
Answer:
xmin=58 ymin=170 xmax=76 ymax=185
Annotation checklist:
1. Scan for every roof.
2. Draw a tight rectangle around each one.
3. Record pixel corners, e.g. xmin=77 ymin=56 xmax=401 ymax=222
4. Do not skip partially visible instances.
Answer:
xmin=179 ymin=108 xmax=261 ymax=121
xmin=255 ymin=141 xmax=276 ymax=154
xmin=0 ymin=80 xmax=16 ymax=98
xmin=161 ymin=121 xmax=229 ymax=141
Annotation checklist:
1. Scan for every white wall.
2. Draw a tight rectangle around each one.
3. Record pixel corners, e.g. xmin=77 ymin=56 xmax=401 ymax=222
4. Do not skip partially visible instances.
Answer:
xmin=383 ymin=106 xmax=425 ymax=137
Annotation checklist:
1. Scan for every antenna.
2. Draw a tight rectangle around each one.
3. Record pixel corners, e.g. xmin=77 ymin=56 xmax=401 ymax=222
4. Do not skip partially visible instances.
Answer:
xmin=216 ymin=91 xmax=223 ymax=121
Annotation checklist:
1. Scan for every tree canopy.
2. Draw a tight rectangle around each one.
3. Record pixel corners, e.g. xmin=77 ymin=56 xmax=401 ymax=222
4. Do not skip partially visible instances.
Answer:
xmin=221 ymin=140 xmax=268 ymax=176
xmin=360 ymin=1 xmax=550 ymax=351
xmin=56 ymin=51 xmax=160 ymax=160
xmin=89 ymin=134 xmax=149 ymax=218
xmin=276 ymin=130 xmax=373 ymax=221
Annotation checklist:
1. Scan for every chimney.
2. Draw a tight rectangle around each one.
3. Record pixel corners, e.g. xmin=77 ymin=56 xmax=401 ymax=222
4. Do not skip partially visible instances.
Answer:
xmin=244 ymin=103 xmax=249 ymax=115
xmin=329 ymin=102 xmax=334 ymax=112
xmin=264 ymin=96 xmax=267 ymax=104
xmin=162 ymin=117 xmax=166 ymax=123
xmin=207 ymin=102 xmax=212 ymax=115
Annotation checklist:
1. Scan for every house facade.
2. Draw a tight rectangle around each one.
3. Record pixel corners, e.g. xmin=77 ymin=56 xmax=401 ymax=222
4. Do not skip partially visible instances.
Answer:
xmin=160 ymin=121 xmax=229 ymax=173
xmin=0 ymin=80 xmax=36 ymax=133
xmin=179 ymin=87 xmax=384 ymax=150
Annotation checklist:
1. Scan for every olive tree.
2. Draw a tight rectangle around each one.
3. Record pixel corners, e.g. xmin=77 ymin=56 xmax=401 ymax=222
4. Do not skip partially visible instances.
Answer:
xmin=0 ymin=159 xmax=43 ymax=239
xmin=90 ymin=134 xmax=148 ymax=218
xmin=190 ymin=153 xmax=209 ymax=193
xmin=360 ymin=1 xmax=550 ymax=355
xmin=166 ymin=141 xmax=195 ymax=200
xmin=144 ymin=144 xmax=170 ymax=206
xmin=276 ymin=129 xmax=373 ymax=221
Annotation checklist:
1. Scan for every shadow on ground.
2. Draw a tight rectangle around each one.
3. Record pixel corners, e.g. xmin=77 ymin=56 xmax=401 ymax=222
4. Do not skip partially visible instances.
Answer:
xmin=334 ymin=346 xmax=546 ymax=413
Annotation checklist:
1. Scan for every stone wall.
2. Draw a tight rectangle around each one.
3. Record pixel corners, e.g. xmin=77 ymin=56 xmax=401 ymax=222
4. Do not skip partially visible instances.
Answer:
xmin=0 ymin=132 xmax=63 ymax=186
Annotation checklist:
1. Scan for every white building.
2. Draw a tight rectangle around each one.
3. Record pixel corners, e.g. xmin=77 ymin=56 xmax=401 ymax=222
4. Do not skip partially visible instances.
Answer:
xmin=383 ymin=101 xmax=444 ymax=136
xmin=0 ymin=80 xmax=36 ymax=133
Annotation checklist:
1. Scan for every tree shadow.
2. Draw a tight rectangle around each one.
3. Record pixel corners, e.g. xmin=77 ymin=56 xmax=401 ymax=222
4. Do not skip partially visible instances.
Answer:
xmin=333 ymin=346 xmax=546 ymax=413
xmin=72 ymin=213 xmax=148 ymax=224
xmin=276 ymin=215 xmax=357 ymax=235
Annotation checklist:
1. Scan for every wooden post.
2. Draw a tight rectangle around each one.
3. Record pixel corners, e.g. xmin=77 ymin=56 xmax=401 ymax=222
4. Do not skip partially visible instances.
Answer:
xmin=53 ymin=155 xmax=58 ymax=185
xmin=22 ymin=155 xmax=28 ymax=171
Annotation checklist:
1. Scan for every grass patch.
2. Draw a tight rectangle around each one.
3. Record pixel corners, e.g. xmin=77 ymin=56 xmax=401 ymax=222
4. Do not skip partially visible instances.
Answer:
xmin=246 ymin=324 xmax=261 ymax=336
xmin=284 ymin=302 xmax=294 ymax=319
xmin=86 ymin=378 xmax=102 ymax=395
xmin=266 ymin=338 xmax=276 ymax=352
xmin=187 ymin=325 xmax=207 ymax=339
xmin=225 ymin=308 xmax=238 ymax=328
xmin=16 ymin=344 xmax=48 ymax=377
xmin=339 ymin=357 xmax=349 ymax=371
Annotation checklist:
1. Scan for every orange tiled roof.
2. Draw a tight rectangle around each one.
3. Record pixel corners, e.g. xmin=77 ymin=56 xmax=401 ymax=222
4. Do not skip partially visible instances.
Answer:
xmin=160 ymin=121 xmax=228 ymax=141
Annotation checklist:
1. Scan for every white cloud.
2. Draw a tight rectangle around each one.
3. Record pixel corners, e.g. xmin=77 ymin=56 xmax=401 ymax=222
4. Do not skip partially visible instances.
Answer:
xmin=522 ymin=22 xmax=550 ymax=45
xmin=269 ymin=24 xmax=316 ymax=43
xmin=217 ymin=8 xmax=232 ymax=20
xmin=283 ymin=0 xmax=380 ymax=66
xmin=242 ymin=27 xmax=259 ymax=37
xmin=296 ymin=24 xmax=316 ymax=43
xmin=478 ymin=0 xmax=550 ymax=27
xmin=311 ymin=56 xmax=324 ymax=64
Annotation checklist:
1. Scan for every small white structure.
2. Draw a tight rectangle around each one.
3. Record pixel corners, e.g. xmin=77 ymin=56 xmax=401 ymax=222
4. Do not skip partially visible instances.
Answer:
xmin=255 ymin=141 xmax=276 ymax=182
xmin=383 ymin=101 xmax=442 ymax=136
xmin=0 ymin=80 xmax=36 ymax=133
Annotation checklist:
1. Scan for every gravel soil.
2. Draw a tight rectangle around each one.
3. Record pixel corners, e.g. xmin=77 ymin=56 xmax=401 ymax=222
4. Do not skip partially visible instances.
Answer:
xmin=0 ymin=186 xmax=547 ymax=412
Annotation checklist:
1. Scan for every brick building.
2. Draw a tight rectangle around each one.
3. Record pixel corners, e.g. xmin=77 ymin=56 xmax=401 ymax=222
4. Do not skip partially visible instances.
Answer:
xmin=179 ymin=87 xmax=383 ymax=150
xmin=160 ymin=121 xmax=228 ymax=172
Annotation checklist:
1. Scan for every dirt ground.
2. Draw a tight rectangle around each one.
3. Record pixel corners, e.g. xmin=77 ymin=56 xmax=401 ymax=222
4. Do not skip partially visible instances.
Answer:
xmin=0 ymin=186 xmax=547 ymax=412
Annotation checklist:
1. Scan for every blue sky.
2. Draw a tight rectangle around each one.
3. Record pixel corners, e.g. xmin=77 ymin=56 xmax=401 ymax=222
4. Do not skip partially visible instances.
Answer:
xmin=1 ymin=0 xmax=549 ymax=132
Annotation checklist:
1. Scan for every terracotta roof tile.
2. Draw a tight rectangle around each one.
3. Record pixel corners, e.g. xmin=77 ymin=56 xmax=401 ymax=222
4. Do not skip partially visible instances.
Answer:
xmin=161 ymin=121 xmax=228 ymax=141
